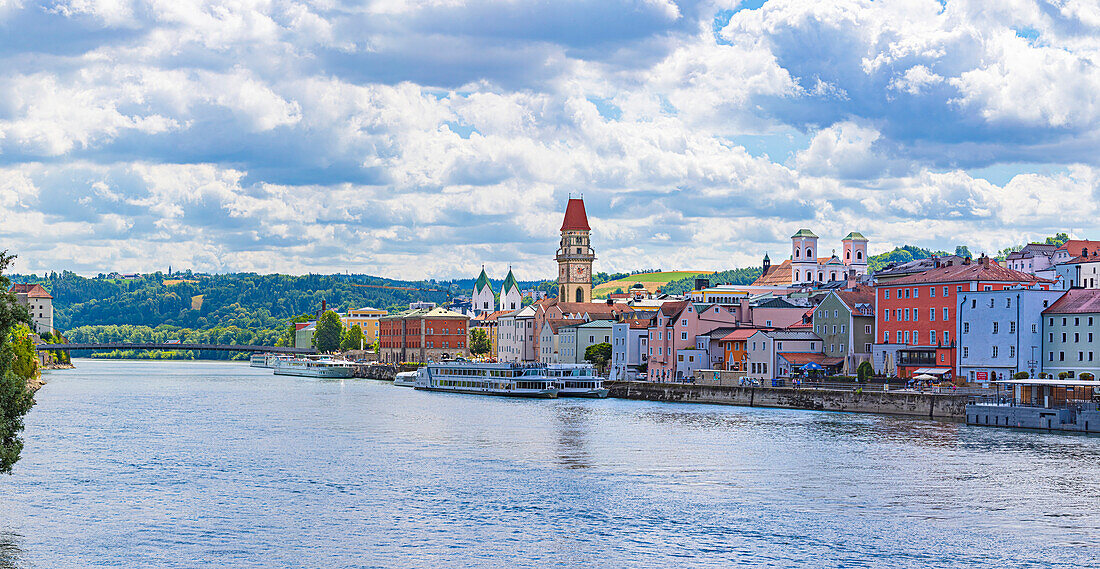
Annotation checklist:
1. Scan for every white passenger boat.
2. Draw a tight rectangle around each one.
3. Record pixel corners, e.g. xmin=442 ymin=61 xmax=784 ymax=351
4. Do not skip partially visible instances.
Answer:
xmin=548 ymin=364 xmax=610 ymax=398
xmin=393 ymin=371 xmax=418 ymax=387
xmin=414 ymin=361 xmax=558 ymax=398
xmin=250 ymin=353 xmax=292 ymax=369
xmin=273 ymin=356 xmax=355 ymax=379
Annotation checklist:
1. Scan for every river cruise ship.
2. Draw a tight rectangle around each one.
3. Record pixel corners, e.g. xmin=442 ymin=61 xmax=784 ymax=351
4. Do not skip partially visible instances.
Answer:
xmin=548 ymin=364 xmax=609 ymax=398
xmin=273 ymin=356 xmax=355 ymax=379
xmin=414 ymin=361 xmax=558 ymax=398
xmin=250 ymin=353 xmax=292 ymax=369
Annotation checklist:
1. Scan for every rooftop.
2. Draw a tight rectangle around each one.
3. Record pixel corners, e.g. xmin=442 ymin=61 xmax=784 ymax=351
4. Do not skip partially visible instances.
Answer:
xmin=9 ymin=283 xmax=52 ymax=299
xmin=883 ymin=257 xmax=1047 ymax=286
xmin=791 ymin=228 xmax=818 ymax=238
xmin=1043 ymin=289 xmax=1100 ymax=315
xmin=560 ymin=198 xmax=591 ymax=231
xmin=842 ymin=232 xmax=868 ymax=241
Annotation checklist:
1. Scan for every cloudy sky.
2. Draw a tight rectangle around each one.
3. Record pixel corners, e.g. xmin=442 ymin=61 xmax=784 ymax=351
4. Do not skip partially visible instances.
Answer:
xmin=1 ymin=0 xmax=1096 ymax=279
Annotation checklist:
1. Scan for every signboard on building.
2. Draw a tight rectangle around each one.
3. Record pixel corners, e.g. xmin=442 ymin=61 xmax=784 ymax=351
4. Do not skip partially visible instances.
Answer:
xmin=976 ymin=371 xmax=988 ymax=381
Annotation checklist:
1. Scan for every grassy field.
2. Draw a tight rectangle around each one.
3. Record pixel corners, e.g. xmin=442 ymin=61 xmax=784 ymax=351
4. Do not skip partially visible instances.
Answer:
xmin=593 ymin=271 xmax=710 ymax=297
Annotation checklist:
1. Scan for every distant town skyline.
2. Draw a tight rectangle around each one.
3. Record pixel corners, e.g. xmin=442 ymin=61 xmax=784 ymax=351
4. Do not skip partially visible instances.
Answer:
xmin=1 ymin=1 xmax=1095 ymax=279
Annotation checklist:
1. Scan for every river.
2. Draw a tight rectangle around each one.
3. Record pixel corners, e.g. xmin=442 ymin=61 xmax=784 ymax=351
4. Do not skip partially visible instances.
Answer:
xmin=1 ymin=360 xmax=1097 ymax=568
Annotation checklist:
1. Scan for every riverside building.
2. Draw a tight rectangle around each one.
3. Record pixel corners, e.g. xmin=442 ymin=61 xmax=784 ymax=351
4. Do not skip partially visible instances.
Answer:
xmin=956 ymin=288 xmax=1064 ymax=383
xmin=874 ymin=255 xmax=1050 ymax=382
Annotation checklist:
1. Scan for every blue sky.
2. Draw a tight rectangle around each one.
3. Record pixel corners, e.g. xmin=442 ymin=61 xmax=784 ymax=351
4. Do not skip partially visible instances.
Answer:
xmin=0 ymin=0 xmax=1096 ymax=279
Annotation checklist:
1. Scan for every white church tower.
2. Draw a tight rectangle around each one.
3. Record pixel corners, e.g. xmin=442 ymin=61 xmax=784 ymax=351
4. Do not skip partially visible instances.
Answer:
xmin=472 ymin=266 xmax=496 ymax=314
xmin=500 ymin=267 xmax=522 ymax=312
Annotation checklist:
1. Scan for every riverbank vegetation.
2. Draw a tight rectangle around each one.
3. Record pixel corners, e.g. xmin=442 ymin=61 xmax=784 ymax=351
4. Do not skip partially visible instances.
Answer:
xmin=1 ymin=251 xmax=37 ymax=474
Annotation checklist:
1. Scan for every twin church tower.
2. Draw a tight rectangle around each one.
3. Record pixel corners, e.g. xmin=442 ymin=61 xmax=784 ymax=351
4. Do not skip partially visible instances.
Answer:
xmin=471 ymin=198 xmax=595 ymax=314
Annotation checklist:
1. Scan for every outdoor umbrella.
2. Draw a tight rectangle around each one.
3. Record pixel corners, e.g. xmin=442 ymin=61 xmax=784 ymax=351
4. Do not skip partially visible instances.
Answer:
xmin=913 ymin=374 xmax=936 ymax=381
xmin=802 ymin=362 xmax=823 ymax=371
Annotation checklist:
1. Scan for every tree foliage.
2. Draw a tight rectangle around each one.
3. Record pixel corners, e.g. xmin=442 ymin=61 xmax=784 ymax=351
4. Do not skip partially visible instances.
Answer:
xmin=313 ymin=310 xmax=344 ymax=352
xmin=660 ymin=267 xmax=763 ymax=295
xmin=0 ymin=251 xmax=36 ymax=474
xmin=584 ymin=342 xmax=612 ymax=372
xmin=341 ymin=324 xmax=365 ymax=351
xmin=856 ymin=361 xmax=874 ymax=382
xmin=469 ymin=328 xmax=491 ymax=356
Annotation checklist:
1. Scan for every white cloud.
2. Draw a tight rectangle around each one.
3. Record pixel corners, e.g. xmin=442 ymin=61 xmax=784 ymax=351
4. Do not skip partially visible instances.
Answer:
xmin=0 ymin=0 xmax=1095 ymax=279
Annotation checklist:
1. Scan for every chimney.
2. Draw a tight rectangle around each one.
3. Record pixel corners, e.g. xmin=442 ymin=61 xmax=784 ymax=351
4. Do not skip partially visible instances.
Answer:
xmin=963 ymin=257 xmax=971 ymax=265
xmin=322 ymin=299 xmax=327 ymax=311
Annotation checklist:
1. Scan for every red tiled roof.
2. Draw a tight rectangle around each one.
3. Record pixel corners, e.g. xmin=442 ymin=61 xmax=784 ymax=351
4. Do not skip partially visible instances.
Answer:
xmin=777 ymin=353 xmax=844 ymax=366
xmin=9 ymin=283 xmax=52 ymax=299
xmin=1063 ymin=251 xmax=1100 ymax=265
xmin=1043 ymin=289 xmax=1100 ymax=314
xmin=716 ymin=328 xmax=758 ymax=341
xmin=1057 ymin=240 xmax=1100 ymax=257
xmin=883 ymin=259 xmax=1047 ymax=286
xmin=560 ymin=198 xmax=591 ymax=231
xmin=752 ymin=259 xmax=792 ymax=286
xmin=834 ymin=287 xmax=875 ymax=309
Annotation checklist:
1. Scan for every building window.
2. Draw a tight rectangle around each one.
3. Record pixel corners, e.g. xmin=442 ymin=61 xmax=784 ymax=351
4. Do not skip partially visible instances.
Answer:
xmin=681 ymin=332 xmax=688 ymax=340
xmin=992 ymin=346 xmax=998 ymax=358
xmin=865 ymin=325 xmax=871 ymax=334
xmin=930 ymin=308 xmax=935 ymax=321
xmin=930 ymin=330 xmax=936 ymax=344
xmin=993 ymin=322 xmax=999 ymax=334
xmin=963 ymin=322 xmax=970 ymax=334
xmin=1010 ymin=322 xmax=1016 ymax=334
xmin=884 ymin=331 xmax=889 ymax=342
xmin=963 ymin=347 xmax=969 ymax=358
xmin=930 ymin=287 xmax=936 ymax=298
xmin=1009 ymin=346 xmax=1015 ymax=358
xmin=905 ymin=289 xmax=910 ymax=299
xmin=905 ymin=308 xmax=910 ymax=321
xmin=904 ymin=331 xmax=910 ymax=343
xmin=913 ymin=288 xmax=918 ymax=298
xmin=885 ymin=290 xmax=890 ymax=300
xmin=884 ymin=310 xmax=890 ymax=322
xmin=944 ymin=331 xmax=949 ymax=344
xmin=943 ymin=307 xmax=948 ymax=320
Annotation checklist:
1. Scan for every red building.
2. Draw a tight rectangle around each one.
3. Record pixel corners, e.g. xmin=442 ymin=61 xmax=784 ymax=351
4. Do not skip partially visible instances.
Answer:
xmin=875 ymin=256 xmax=1050 ymax=381
xmin=379 ymin=306 xmax=470 ymax=363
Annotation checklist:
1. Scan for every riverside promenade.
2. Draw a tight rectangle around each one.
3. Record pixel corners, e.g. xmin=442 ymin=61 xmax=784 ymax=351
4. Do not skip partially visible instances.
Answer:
xmin=605 ymin=381 xmax=967 ymax=419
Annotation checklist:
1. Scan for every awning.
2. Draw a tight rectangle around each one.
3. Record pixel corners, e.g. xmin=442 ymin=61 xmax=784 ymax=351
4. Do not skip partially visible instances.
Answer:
xmin=912 ymin=368 xmax=951 ymax=375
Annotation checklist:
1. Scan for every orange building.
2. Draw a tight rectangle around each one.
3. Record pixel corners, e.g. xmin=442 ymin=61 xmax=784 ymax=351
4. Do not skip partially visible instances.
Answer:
xmin=714 ymin=329 xmax=759 ymax=372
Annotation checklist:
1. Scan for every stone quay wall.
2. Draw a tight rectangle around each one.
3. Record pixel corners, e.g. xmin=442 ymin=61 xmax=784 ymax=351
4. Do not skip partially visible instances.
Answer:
xmin=606 ymin=381 xmax=967 ymax=419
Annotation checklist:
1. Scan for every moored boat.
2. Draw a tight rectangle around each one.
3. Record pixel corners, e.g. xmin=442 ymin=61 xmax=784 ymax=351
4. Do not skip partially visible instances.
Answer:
xmin=548 ymin=363 xmax=609 ymax=398
xmin=393 ymin=371 xmax=418 ymax=387
xmin=414 ymin=361 xmax=557 ymax=398
xmin=273 ymin=356 xmax=355 ymax=379
xmin=250 ymin=353 xmax=292 ymax=369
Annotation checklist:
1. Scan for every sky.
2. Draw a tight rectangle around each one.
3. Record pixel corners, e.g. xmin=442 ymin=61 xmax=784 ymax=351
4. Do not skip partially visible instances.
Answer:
xmin=0 ymin=0 xmax=1097 ymax=280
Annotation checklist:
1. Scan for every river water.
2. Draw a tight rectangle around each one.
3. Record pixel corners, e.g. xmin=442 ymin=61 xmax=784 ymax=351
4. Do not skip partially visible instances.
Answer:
xmin=1 ymin=360 xmax=1097 ymax=568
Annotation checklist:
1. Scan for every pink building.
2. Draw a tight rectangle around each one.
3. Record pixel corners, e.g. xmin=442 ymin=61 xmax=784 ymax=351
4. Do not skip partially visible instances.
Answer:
xmin=647 ymin=302 xmax=740 ymax=382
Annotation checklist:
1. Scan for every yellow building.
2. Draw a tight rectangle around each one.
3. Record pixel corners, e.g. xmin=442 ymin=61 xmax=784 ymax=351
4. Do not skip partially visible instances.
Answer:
xmin=341 ymin=307 xmax=388 ymax=345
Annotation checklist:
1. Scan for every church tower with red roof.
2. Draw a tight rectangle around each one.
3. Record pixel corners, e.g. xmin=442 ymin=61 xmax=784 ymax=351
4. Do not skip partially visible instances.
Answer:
xmin=555 ymin=198 xmax=596 ymax=302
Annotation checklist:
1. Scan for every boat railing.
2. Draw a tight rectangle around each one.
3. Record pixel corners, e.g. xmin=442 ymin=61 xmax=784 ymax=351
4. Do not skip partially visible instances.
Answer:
xmin=966 ymin=396 xmax=1099 ymax=411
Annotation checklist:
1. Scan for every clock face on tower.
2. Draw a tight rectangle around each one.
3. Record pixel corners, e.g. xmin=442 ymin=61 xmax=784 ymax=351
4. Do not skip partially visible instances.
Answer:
xmin=574 ymin=265 xmax=588 ymax=281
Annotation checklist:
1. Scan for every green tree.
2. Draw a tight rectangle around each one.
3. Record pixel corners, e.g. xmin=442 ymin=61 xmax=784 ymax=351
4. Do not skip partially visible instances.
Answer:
xmin=955 ymin=245 xmax=973 ymax=259
xmin=0 ymin=251 xmax=36 ymax=474
xmin=584 ymin=342 xmax=612 ymax=374
xmin=469 ymin=328 xmax=491 ymax=356
xmin=856 ymin=361 xmax=874 ymax=382
xmin=342 ymin=324 xmax=365 ymax=351
xmin=313 ymin=310 xmax=344 ymax=352
xmin=1045 ymin=233 xmax=1070 ymax=247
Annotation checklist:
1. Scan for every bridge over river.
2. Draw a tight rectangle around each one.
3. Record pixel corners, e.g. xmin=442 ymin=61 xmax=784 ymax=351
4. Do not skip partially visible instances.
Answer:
xmin=35 ymin=343 xmax=316 ymax=355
